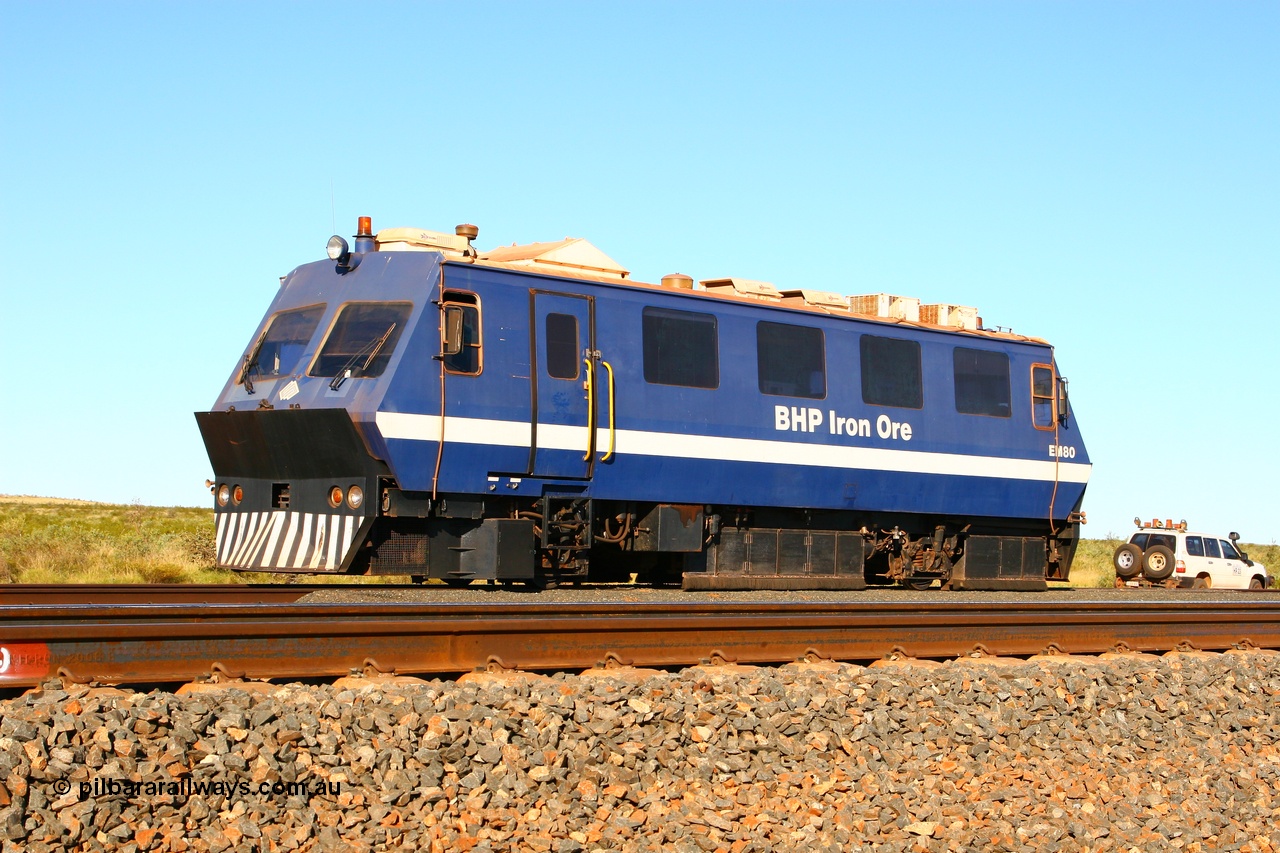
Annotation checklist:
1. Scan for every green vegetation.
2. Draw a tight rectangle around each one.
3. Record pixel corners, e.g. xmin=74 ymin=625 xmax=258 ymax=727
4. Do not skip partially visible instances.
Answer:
xmin=0 ymin=496 xmax=411 ymax=585
xmin=2 ymin=496 xmax=1276 ymax=587
xmin=1060 ymin=537 xmax=1124 ymax=588
xmin=0 ymin=496 xmax=253 ymax=584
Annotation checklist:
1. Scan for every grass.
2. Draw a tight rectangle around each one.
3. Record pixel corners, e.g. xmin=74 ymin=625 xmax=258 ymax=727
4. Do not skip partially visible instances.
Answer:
xmin=0 ymin=496 xmax=252 ymax=584
xmin=0 ymin=496 xmax=408 ymax=585
xmin=2 ymin=496 xmax=1276 ymax=587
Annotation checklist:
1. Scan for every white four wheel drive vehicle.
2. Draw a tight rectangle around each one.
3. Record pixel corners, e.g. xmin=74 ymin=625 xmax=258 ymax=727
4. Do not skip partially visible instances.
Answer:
xmin=1113 ymin=519 xmax=1270 ymax=590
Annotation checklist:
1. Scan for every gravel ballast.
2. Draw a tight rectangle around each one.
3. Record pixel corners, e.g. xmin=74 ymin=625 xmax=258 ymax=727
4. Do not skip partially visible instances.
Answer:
xmin=4 ymin=650 xmax=1280 ymax=852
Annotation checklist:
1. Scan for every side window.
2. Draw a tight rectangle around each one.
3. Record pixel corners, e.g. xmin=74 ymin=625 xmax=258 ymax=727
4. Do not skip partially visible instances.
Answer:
xmin=545 ymin=313 xmax=580 ymax=380
xmin=1204 ymin=538 xmax=1222 ymax=559
xmin=241 ymin=304 xmax=325 ymax=384
xmin=1185 ymin=536 xmax=1205 ymax=557
xmin=757 ymin=321 xmax=825 ymax=399
xmin=1131 ymin=533 xmax=1149 ymax=550
xmin=441 ymin=292 xmax=482 ymax=376
xmin=309 ymin=302 xmax=412 ymax=378
xmin=1220 ymin=540 xmax=1241 ymax=560
xmin=861 ymin=335 xmax=922 ymax=409
xmin=1031 ymin=364 xmax=1056 ymax=429
xmin=642 ymin=307 xmax=718 ymax=389
xmin=953 ymin=347 xmax=1010 ymax=417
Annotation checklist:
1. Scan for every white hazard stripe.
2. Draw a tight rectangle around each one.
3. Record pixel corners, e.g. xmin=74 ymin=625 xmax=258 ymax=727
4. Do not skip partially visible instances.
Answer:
xmin=291 ymin=513 xmax=314 ymax=569
xmin=215 ymin=511 xmax=361 ymax=571
xmin=259 ymin=512 xmax=287 ymax=568
xmin=374 ymin=411 xmax=1092 ymax=485
xmin=232 ymin=512 xmax=270 ymax=567
xmin=278 ymin=512 xmax=301 ymax=568
xmin=215 ymin=512 xmax=231 ymax=564
xmin=217 ymin=511 xmax=241 ymax=565
xmin=326 ymin=513 xmax=342 ymax=569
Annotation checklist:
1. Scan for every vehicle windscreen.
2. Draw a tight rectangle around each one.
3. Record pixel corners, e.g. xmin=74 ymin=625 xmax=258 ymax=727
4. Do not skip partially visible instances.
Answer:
xmin=240 ymin=305 xmax=325 ymax=387
xmin=310 ymin=302 xmax=413 ymax=379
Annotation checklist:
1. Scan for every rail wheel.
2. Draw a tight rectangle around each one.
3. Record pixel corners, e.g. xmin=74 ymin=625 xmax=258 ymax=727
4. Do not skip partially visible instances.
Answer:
xmin=1142 ymin=545 xmax=1175 ymax=581
xmin=1113 ymin=544 xmax=1143 ymax=579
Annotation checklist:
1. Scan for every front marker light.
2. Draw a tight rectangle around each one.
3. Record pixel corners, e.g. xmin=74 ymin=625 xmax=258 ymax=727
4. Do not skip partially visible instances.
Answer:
xmin=346 ymin=485 xmax=364 ymax=510
xmin=328 ymin=486 xmax=344 ymax=508
xmin=232 ymin=485 xmax=243 ymax=505
xmin=216 ymin=484 xmax=231 ymax=506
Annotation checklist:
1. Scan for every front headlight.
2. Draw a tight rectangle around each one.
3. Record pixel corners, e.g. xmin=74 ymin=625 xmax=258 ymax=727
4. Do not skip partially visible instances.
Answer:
xmin=346 ymin=485 xmax=364 ymax=510
xmin=216 ymin=484 xmax=231 ymax=506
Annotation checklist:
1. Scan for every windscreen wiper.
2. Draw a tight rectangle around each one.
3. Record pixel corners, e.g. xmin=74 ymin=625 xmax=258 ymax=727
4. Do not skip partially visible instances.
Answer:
xmin=238 ymin=331 xmax=269 ymax=395
xmin=329 ymin=323 xmax=397 ymax=391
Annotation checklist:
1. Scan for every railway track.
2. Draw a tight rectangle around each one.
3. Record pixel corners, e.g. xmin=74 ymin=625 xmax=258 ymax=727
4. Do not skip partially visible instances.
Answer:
xmin=4 ymin=586 xmax=1280 ymax=688
xmin=0 ymin=583 xmax=331 ymax=605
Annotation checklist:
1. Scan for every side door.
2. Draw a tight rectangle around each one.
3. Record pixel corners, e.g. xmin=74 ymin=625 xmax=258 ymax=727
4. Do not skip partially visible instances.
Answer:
xmin=529 ymin=291 xmax=595 ymax=479
xmin=1201 ymin=536 xmax=1227 ymax=585
xmin=1183 ymin=535 xmax=1210 ymax=583
xmin=1218 ymin=539 xmax=1248 ymax=587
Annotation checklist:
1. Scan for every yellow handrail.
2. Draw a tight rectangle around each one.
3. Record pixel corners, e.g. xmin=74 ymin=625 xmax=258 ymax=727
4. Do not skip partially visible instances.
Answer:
xmin=582 ymin=356 xmax=595 ymax=461
xmin=601 ymin=360 xmax=616 ymax=462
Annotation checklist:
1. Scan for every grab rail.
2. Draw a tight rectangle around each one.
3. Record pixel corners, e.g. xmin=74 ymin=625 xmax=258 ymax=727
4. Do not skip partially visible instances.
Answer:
xmin=582 ymin=356 xmax=595 ymax=462
xmin=601 ymin=360 xmax=616 ymax=462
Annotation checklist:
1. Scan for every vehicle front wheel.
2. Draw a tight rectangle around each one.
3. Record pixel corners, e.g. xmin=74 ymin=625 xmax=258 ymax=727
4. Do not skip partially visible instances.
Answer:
xmin=1250 ymin=577 xmax=1266 ymax=591
xmin=1143 ymin=545 xmax=1176 ymax=581
xmin=1113 ymin=544 xmax=1143 ymax=579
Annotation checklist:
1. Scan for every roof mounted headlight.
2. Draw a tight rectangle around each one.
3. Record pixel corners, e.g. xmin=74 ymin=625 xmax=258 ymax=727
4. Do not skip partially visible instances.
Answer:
xmin=327 ymin=235 xmax=350 ymax=262
xmin=327 ymin=233 xmax=361 ymax=274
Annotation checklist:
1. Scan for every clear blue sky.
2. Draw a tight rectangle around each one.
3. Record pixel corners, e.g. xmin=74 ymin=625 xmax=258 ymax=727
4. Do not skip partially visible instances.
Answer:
xmin=2 ymin=2 xmax=1276 ymax=543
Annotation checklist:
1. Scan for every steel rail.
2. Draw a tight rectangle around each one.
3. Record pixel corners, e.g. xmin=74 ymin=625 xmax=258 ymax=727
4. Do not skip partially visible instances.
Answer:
xmin=4 ymin=598 xmax=1280 ymax=688
xmin=0 ymin=583 xmax=416 ymax=606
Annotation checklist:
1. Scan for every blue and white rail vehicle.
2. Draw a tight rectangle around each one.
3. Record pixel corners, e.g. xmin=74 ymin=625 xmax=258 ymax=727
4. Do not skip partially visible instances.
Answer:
xmin=196 ymin=217 xmax=1091 ymax=591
